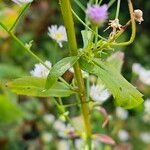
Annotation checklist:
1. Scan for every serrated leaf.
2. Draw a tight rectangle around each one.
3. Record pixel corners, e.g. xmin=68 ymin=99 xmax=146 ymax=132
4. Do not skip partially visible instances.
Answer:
xmin=81 ymin=30 xmax=92 ymax=48
xmin=80 ymin=58 xmax=143 ymax=109
xmin=6 ymin=76 xmax=75 ymax=97
xmin=0 ymin=95 xmax=25 ymax=123
xmin=45 ymin=56 xmax=79 ymax=89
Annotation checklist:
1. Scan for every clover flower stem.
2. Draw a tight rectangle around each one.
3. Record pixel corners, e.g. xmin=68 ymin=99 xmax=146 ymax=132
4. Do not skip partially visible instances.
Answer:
xmin=99 ymin=0 xmax=103 ymax=5
xmin=59 ymin=0 xmax=92 ymax=149
xmin=108 ymin=0 xmax=117 ymax=8
xmin=74 ymin=0 xmax=85 ymax=11
xmin=9 ymin=3 xmax=30 ymax=32
xmin=95 ymin=0 xmax=99 ymax=4
xmin=115 ymin=0 xmax=121 ymax=19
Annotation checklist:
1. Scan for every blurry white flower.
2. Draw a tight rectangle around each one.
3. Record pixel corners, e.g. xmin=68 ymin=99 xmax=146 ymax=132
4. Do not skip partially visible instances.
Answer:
xmin=132 ymin=63 xmax=144 ymax=75
xmin=144 ymin=99 xmax=150 ymax=114
xmin=48 ymin=25 xmax=67 ymax=47
xmin=53 ymin=120 xmax=66 ymax=132
xmin=132 ymin=63 xmax=150 ymax=86
xmin=41 ymin=133 xmax=52 ymax=143
xmin=75 ymin=139 xmax=83 ymax=150
xmin=12 ymin=0 xmax=33 ymax=5
xmin=118 ymin=130 xmax=129 ymax=142
xmin=57 ymin=140 xmax=70 ymax=150
xmin=139 ymin=70 xmax=150 ymax=85
xmin=69 ymin=67 xmax=89 ymax=78
xmin=134 ymin=9 xmax=144 ymax=24
xmin=30 ymin=61 xmax=52 ymax=78
xmin=53 ymin=120 xmax=76 ymax=138
xmin=43 ymin=114 xmax=55 ymax=124
xmin=143 ymin=113 xmax=150 ymax=123
xmin=116 ymin=107 xmax=128 ymax=120
xmin=143 ymin=99 xmax=150 ymax=123
xmin=90 ymin=84 xmax=110 ymax=103
xmin=140 ymin=132 xmax=150 ymax=144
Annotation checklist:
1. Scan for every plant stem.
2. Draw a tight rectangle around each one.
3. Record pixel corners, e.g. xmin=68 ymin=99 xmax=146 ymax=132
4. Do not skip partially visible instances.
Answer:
xmin=59 ymin=0 xmax=92 ymax=148
xmin=115 ymin=0 xmax=121 ymax=19
xmin=9 ymin=4 xmax=30 ymax=31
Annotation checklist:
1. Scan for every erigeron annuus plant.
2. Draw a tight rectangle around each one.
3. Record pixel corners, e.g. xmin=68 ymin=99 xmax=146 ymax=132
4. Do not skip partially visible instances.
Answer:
xmin=0 ymin=0 xmax=144 ymax=149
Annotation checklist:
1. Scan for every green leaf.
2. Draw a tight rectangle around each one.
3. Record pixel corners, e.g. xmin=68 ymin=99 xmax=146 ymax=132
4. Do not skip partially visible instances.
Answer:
xmin=81 ymin=30 xmax=92 ymax=48
xmin=80 ymin=58 xmax=143 ymax=109
xmin=0 ymin=64 xmax=26 ymax=79
xmin=45 ymin=56 xmax=79 ymax=89
xmin=6 ymin=76 xmax=75 ymax=97
xmin=0 ymin=95 xmax=25 ymax=123
xmin=106 ymin=52 xmax=124 ymax=73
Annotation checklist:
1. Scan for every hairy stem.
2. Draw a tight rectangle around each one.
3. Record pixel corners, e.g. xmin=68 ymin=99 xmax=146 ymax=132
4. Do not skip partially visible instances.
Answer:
xmin=59 ymin=0 xmax=92 ymax=148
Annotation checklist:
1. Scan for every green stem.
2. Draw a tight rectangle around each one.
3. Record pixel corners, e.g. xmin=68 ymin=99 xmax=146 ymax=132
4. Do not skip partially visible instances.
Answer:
xmin=0 ymin=22 xmax=72 ymax=89
xmin=9 ymin=4 xmax=30 ymax=31
xmin=99 ymin=0 xmax=103 ymax=5
xmin=111 ymin=0 xmax=136 ymax=46
xmin=74 ymin=0 xmax=85 ymax=11
xmin=115 ymin=0 xmax=121 ymax=19
xmin=108 ymin=0 xmax=116 ymax=8
xmin=59 ymin=0 xmax=92 ymax=148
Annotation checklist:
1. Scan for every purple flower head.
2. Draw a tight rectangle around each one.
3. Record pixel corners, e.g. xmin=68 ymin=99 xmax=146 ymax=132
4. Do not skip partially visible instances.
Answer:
xmin=86 ymin=4 xmax=108 ymax=26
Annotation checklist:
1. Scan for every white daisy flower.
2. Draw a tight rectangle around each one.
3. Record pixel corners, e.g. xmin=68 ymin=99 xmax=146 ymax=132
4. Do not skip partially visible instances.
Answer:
xmin=48 ymin=25 xmax=67 ymax=47
xmin=118 ymin=129 xmax=129 ymax=142
xmin=144 ymin=99 xmax=150 ymax=114
xmin=12 ymin=0 xmax=33 ymax=5
xmin=90 ymin=84 xmax=110 ymax=103
xmin=116 ymin=107 xmax=128 ymax=120
xmin=30 ymin=60 xmax=52 ymax=78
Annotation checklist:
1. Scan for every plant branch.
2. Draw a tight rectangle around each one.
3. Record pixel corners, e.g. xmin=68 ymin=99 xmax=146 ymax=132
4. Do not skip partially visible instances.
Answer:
xmin=59 ymin=0 xmax=92 ymax=148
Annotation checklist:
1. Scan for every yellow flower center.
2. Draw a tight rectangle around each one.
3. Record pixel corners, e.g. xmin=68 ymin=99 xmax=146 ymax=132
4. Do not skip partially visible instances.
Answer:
xmin=54 ymin=32 xmax=63 ymax=39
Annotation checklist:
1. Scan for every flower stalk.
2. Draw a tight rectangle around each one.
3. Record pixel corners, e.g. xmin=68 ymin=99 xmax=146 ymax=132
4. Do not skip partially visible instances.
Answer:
xmin=59 ymin=0 xmax=92 ymax=148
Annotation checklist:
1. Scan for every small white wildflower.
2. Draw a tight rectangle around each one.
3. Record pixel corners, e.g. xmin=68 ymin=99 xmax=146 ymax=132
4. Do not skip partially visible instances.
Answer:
xmin=116 ymin=107 xmax=128 ymax=120
xmin=48 ymin=25 xmax=67 ymax=47
xmin=53 ymin=120 xmax=75 ymax=138
xmin=12 ymin=0 xmax=33 ymax=5
xmin=90 ymin=84 xmax=110 ymax=103
xmin=41 ymin=132 xmax=52 ymax=143
xmin=43 ymin=114 xmax=55 ymax=124
xmin=57 ymin=140 xmax=70 ymax=150
xmin=140 ymin=132 xmax=150 ymax=144
xmin=118 ymin=129 xmax=129 ymax=142
xmin=139 ymin=70 xmax=150 ymax=86
xmin=132 ymin=63 xmax=144 ymax=75
xmin=132 ymin=63 xmax=150 ymax=85
xmin=134 ymin=9 xmax=144 ymax=24
xmin=144 ymin=99 xmax=150 ymax=114
xmin=69 ymin=67 xmax=89 ymax=78
xmin=30 ymin=61 xmax=52 ymax=78
xmin=143 ymin=113 xmax=150 ymax=123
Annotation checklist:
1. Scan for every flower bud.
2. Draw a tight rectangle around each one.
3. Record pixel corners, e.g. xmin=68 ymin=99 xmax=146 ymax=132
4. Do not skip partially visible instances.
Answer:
xmin=134 ymin=9 xmax=144 ymax=24
xmin=86 ymin=4 xmax=108 ymax=26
